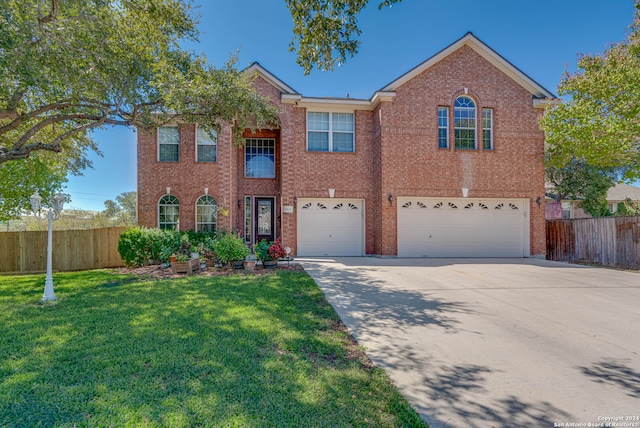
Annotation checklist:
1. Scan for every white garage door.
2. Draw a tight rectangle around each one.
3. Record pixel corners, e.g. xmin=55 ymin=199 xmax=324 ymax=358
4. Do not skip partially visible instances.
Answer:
xmin=297 ymin=199 xmax=364 ymax=256
xmin=397 ymin=197 xmax=529 ymax=257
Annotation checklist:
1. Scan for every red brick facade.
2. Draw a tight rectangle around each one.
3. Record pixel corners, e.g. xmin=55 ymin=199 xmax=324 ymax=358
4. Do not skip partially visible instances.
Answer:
xmin=137 ymin=34 xmax=552 ymax=257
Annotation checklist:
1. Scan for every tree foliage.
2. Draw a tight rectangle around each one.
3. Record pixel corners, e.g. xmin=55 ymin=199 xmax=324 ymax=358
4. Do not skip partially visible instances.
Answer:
xmin=102 ymin=191 xmax=137 ymax=225
xmin=0 ymin=0 xmax=280 ymax=220
xmin=546 ymin=158 xmax=619 ymax=217
xmin=0 ymin=152 xmax=68 ymax=220
xmin=541 ymin=1 xmax=640 ymax=180
xmin=0 ymin=0 xmax=280 ymax=166
xmin=286 ymin=0 xmax=402 ymax=74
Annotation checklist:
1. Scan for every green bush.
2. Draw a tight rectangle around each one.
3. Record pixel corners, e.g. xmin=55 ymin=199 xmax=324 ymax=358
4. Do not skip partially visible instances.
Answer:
xmin=213 ymin=232 xmax=250 ymax=264
xmin=118 ymin=228 xmax=219 ymax=267
xmin=117 ymin=227 xmax=178 ymax=267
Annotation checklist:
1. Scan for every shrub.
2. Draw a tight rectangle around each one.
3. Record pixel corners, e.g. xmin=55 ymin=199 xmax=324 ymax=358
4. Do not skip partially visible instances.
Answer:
xmin=253 ymin=239 xmax=272 ymax=261
xmin=118 ymin=228 xmax=220 ymax=267
xmin=214 ymin=232 xmax=250 ymax=264
xmin=118 ymin=227 xmax=178 ymax=267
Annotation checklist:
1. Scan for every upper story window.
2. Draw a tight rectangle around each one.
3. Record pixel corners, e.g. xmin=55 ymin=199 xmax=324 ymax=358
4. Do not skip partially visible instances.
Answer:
xmin=245 ymin=139 xmax=275 ymax=178
xmin=158 ymin=126 xmax=180 ymax=162
xmin=482 ymin=108 xmax=493 ymax=150
xmin=307 ymin=112 xmax=354 ymax=152
xmin=158 ymin=194 xmax=179 ymax=229
xmin=196 ymin=126 xmax=217 ymax=162
xmin=454 ymin=96 xmax=476 ymax=149
xmin=437 ymin=107 xmax=449 ymax=149
xmin=196 ymin=195 xmax=217 ymax=232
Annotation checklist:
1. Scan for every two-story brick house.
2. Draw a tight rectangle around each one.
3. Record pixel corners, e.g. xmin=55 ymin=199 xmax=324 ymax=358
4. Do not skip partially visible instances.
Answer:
xmin=137 ymin=33 xmax=554 ymax=258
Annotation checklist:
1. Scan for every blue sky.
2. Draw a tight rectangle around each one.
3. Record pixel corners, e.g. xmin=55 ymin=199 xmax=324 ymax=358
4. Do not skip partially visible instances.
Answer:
xmin=65 ymin=0 xmax=637 ymax=211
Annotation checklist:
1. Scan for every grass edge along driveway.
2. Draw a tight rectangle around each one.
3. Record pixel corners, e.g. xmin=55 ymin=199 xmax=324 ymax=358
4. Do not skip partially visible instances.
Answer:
xmin=0 ymin=269 xmax=427 ymax=427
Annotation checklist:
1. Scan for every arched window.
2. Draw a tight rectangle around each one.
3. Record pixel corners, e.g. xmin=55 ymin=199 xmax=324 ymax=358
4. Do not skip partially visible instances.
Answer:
xmin=454 ymin=96 xmax=476 ymax=149
xmin=196 ymin=195 xmax=217 ymax=232
xmin=158 ymin=195 xmax=179 ymax=230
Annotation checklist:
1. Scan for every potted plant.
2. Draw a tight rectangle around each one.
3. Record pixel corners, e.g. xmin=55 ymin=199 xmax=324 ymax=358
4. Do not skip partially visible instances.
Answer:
xmin=254 ymin=238 xmax=286 ymax=268
xmin=214 ymin=232 xmax=250 ymax=268
xmin=253 ymin=239 xmax=274 ymax=268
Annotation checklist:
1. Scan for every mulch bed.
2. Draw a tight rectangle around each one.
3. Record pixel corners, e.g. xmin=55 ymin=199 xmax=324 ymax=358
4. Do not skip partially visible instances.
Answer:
xmin=116 ymin=263 xmax=304 ymax=280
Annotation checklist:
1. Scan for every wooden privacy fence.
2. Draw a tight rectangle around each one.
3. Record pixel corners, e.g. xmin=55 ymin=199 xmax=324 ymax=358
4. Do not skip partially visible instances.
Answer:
xmin=0 ymin=227 xmax=126 ymax=273
xmin=546 ymin=216 xmax=640 ymax=270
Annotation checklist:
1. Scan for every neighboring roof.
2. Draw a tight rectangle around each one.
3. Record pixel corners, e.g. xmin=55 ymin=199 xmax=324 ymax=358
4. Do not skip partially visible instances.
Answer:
xmin=380 ymin=32 xmax=557 ymax=100
xmin=545 ymin=183 xmax=640 ymax=202
xmin=607 ymin=183 xmax=640 ymax=201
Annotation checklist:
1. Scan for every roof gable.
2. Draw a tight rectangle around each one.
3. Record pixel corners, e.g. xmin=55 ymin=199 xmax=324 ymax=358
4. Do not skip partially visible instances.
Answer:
xmin=245 ymin=62 xmax=299 ymax=95
xmin=380 ymin=32 xmax=556 ymax=99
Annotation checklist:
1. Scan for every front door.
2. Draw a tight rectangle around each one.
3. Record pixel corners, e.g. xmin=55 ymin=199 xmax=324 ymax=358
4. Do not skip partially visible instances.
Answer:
xmin=255 ymin=197 xmax=275 ymax=243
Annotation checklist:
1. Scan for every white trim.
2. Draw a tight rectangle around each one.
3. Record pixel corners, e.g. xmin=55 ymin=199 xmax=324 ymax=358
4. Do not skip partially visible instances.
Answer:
xmin=195 ymin=194 xmax=217 ymax=232
xmin=306 ymin=111 xmax=355 ymax=153
xmin=437 ymin=106 xmax=449 ymax=149
xmin=158 ymin=194 xmax=179 ymax=230
xmin=281 ymin=92 xmax=397 ymax=111
xmin=381 ymin=33 xmax=556 ymax=99
xmin=454 ymin=95 xmax=477 ymax=150
xmin=157 ymin=126 xmax=180 ymax=162
xmin=244 ymin=138 xmax=276 ymax=178
xmin=533 ymin=98 xmax=561 ymax=109
xmin=245 ymin=63 xmax=298 ymax=95
xmin=195 ymin=125 xmax=217 ymax=163
xmin=482 ymin=108 xmax=494 ymax=150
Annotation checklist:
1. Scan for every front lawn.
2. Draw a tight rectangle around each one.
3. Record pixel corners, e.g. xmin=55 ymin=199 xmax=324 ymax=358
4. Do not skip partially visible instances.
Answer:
xmin=0 ymin=270 xmax=427 ymax=427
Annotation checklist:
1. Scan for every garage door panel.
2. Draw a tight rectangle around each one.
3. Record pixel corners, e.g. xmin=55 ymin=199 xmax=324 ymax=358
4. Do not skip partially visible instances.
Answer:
xmin=398 ymin=197 xmax=527 ymax=257
xmin=297 ymin=199 xmax=364 ymax=256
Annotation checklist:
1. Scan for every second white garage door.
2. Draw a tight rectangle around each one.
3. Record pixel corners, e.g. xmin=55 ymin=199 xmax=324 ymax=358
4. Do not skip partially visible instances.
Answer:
xmin=297 ymin=199 xmax=364 ymax=256
xmin=397 ymin=197 xmax=529 ymax=257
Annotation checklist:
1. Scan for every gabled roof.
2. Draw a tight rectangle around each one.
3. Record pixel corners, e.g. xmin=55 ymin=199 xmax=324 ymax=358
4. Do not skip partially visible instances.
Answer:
xmin=245 ymin=62 xmax=299 ymax=95
xmin=607 ymin=183 xmax=640 ymax=201
xmin=380 ymin=32 xmax=556 ymax=100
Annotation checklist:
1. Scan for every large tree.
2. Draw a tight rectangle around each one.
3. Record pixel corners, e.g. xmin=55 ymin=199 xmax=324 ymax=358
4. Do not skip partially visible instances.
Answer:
xmin=546 ymin=158 xmax=619 ymax=217
xmin=0 ymin=0 xmax=278 ymax=217
xmin=541 ymin=1 xmax=640 ymax=180
xmin=287 ymin=0 xmax=402 ymax=74
xmin=1 ymin=0 xmax=399 ymax=218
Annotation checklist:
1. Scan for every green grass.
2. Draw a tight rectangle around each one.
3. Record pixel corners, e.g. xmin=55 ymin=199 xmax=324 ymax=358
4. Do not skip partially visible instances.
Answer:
xmin=0 ymin=270 xmax=427 ymax=427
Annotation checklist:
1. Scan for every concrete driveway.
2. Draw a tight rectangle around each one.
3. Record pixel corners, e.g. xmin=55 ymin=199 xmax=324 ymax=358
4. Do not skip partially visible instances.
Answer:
xmin=300 ymin=258 xmax=640 ymax=428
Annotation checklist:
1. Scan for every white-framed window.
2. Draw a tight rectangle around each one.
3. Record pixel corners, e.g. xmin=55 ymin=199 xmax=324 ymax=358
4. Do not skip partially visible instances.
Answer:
xmin=454 ymin=96 xmax=476 ymax=149
xmin=482 ymin=108 xmax=493 ymax=150
xmin=244 ymin=196 xmax=252 ymax=243
xmin=196 ymin=126 xmax=217 ymax=162
xmin=158 ymin=126 xmax=180 ymax=162
xmin=438 ymin=106 xmax=449 ymax=149
xmin=245 ymin=139 xmax=275 ymax=178
xmin=158 ymin=194 xmax=179 ymax=229
xmin=307 ymin=112 xmax=354 ymax=152
xmin=196 ymin=195 xmax=217 ymax=232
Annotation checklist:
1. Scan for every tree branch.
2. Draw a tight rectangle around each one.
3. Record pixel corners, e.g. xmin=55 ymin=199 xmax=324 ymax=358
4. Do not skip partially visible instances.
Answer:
xmin=12 ymin=112 xmax=107 ymax=152
xmin=38 ymin=0 xmax=59 ymax=25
